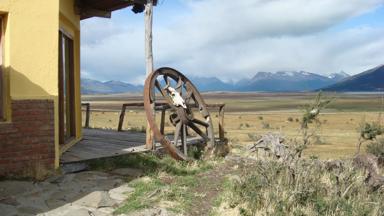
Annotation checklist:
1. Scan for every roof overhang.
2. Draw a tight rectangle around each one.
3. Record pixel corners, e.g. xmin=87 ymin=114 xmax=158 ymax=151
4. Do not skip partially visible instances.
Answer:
xmin=75 ymin=0 xmax=157 ymax=20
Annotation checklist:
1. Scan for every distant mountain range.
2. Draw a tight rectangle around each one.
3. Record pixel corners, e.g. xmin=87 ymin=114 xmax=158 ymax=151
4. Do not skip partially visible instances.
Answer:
xmin=234 ymin=71 xmax=349 ymax=92
xmin=189 ymin=71 xmax=349 ymax=92
xmin=321 ymin=65 xmax=384 ymax=92
xmin=81 ymin=65 xmax=383 ymax=94
xmin=81 ymin=79 xmax=143 ymax=94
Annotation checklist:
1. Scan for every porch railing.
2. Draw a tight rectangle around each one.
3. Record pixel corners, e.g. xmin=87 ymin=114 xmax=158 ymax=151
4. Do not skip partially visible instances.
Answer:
xmin=81 ymin=102 xmax=226 ymax=141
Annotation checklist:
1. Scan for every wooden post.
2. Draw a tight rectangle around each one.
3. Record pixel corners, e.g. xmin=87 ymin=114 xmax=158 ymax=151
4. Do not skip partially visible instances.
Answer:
xmin=145 ymin=0 xmax=154 ymax=149
xmin=85 ymin=103 xmax=90 ymax=128
xmin=219 ymin=105 xmax=225 ymax=141
xmin=118 ymin=104 xmax=127 ymax=132
xmin=81 ymin=103 xmax=91 ymax=128
xmin=160 ymin=108 xmax=166 ymax=134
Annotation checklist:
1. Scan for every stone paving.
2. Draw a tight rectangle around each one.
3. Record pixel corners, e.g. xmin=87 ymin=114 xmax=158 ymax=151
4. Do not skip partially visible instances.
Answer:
xmin=0 ymin=168 xmax=170 ymax=216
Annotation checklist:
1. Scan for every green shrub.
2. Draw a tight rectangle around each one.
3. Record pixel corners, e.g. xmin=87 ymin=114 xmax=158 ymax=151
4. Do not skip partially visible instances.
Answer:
xmin=366 ymin=138 xmax=384 ymax=166
xmin=357 ymin=121 xmax=384 ymax=153
xmin=360 ymin=122 xmax=383 ymax=140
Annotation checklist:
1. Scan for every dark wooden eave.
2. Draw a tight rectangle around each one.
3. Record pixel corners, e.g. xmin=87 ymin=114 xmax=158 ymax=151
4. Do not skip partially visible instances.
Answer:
xmin=75 ymin=0 xmax=157 ymax=20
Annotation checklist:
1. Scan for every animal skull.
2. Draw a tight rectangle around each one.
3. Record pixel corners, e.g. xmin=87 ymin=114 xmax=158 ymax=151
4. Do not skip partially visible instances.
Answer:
xmin=166 ymin=86 xmax=187 ymax=109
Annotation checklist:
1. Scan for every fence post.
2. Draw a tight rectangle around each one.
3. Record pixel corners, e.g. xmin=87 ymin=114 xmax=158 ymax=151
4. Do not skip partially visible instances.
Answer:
xmin=85 ymin=103 xmax=90 ymax=128
xmin=160 ymin=107 xmax=166 ymax=135
xmin=219 ymin=104 xmax=225 ymax=141
xmin=81 ymin=103 xmax=90 ymax=128
xmin=118 ymin=104 xmax=127 ymax=131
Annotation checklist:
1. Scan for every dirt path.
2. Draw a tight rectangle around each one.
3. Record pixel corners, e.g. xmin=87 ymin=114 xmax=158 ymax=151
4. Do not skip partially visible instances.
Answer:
xmin=186 ymin=155 xmax=253 ymax=215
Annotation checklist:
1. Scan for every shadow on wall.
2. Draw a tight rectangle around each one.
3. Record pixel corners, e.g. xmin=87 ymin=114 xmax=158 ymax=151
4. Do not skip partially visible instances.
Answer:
xmin=8 ymin=66 xmax=52 ymax=97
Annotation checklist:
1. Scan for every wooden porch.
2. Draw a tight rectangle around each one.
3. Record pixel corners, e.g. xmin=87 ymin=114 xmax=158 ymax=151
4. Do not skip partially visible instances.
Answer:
xmin=60 ymin=128 xmax=206 ymax=163
xmin=61 ymin=102 xmax=226 ymax=163
xmin=60 ymin=128 xmax=149 ymax=163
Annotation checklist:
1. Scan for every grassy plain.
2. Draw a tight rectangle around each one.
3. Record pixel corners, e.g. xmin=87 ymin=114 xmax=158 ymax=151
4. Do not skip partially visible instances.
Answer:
xmin=82 ymin=92 xmax=384 ymax=159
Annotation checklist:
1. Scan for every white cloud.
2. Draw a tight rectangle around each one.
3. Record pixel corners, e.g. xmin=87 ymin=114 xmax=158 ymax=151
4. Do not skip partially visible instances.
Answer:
xmin=81 ymin=0 xmax=384 ymax=84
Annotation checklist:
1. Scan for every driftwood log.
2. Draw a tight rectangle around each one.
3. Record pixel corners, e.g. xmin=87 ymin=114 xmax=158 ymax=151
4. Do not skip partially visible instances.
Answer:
xmin=353 ymin=153 xmax=384 ymax=191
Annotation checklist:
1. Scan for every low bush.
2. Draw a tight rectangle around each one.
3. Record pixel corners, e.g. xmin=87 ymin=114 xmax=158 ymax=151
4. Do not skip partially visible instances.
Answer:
xmin=366 ymin=138 xmax=384 ymax=166
xmin=228 ymin=158 xmax=384 ymax=216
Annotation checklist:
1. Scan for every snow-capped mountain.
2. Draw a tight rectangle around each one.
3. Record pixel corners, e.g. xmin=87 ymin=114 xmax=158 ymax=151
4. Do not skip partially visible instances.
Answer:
xmin=322 ymin=65 xmax=384 ymax=92
xmin=327 ymin=71 xmax=350 ymax=81
xmin=235 ymin=71 xmax=349 ymax=92
xmin=81 ymin=70 xmax=355 ymax=94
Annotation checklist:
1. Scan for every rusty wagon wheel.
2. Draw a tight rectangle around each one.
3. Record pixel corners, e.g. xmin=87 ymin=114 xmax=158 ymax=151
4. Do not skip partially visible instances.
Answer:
xmin=144 ymin=67 xmax=215 ymax=161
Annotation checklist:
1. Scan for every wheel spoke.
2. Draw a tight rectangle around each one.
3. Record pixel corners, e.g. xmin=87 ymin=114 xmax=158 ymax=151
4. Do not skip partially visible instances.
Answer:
xmin=155 ymin=80 xmax=165 ymax=97
xmin=163 ymin=75 xmax=170 ymax=87
xmin=174 ymin=122 xmax=182 ymax=146
xmin=184 ymin=88 xmax=194 ymax=104
xmin=192 ymin=118 xmax=209 ymax=128
xmin=155 ymin=80 xmax=177 ymax=110
xmin=175 ymin=77 xmax=183 ymax=94
xmin=188 ymin=122 xmax=209 ymax=141
xmin=181 ymin=124 xmax=187 ymax=155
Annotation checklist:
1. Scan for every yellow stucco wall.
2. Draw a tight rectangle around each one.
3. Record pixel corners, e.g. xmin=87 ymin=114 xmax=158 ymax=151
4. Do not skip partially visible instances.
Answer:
xmin=5 ymin=0 xmax=59 ymax=97
xmin=0 ymin=0 xmax=82 ymax=168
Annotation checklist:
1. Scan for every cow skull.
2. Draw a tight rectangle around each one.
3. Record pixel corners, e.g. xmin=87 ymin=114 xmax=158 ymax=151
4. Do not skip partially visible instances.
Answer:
xmin=166 ymin=86 xmax=187 ymax=109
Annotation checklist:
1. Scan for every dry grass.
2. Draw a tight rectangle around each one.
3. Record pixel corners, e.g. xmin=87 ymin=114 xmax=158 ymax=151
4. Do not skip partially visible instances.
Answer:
xmin=83 ymin=110 xmax=381 ymax=159
xmin=216 ymin=157 xmax=384 ymax=216
xmin=81 ymin=92 xmax=384 ymax=159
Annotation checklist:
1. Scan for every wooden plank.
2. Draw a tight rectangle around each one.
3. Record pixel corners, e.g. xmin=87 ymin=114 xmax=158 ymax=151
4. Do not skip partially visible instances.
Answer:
xmin=82 ymin=131 xmax=200 ymax=147
xmin=64 ymin=146 xmax=120 ymax=160
xmin=83 ymin=141 xmax=145 ymax=150
xmin=83 ymin=133 xmax=146 ymax=143
xmin=83 ymin=128 xmax=146 ymax=140
xmin=61 ymin=127 xmax=206 ymax=163
xmin=61 ymin=145 xmax=148 ymax=163
xmin=68 ymin=146 xmax=126 ymax=158
xmin=84 ymin=131 xmax=146 ymax=138
xmin=79 ymin=144 xmax=141 ymax=156
xmin=63 ymin=148 xmax=103 ymax=159
xmin=83 ymin=135 xmax=143 ymax=144
xmin=145 ymin=0 xmax=154 ymax=150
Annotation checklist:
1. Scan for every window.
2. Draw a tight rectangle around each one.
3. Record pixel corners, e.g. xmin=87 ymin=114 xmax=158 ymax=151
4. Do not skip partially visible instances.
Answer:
xmin=0 ymin=17 xmax=4 ymax=121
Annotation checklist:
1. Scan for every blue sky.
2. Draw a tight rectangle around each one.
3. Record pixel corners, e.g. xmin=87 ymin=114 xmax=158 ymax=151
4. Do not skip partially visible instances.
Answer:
xmin=81 ymin=0 xmax=384 ymax=84
xmin=332 ymin=5 xmax=384 ymax=30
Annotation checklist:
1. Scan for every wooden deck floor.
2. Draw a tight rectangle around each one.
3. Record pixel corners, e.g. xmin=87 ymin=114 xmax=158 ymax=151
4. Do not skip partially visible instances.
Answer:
xmin=60 ymin=128 xmax=149 ymax=163
xmin=61 ymin=128 xmax=204 ymax=163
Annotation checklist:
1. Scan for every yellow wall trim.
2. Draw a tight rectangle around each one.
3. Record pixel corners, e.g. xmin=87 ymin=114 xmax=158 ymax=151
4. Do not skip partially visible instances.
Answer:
xmin=59 ymin=137 xmax=82 ymax=155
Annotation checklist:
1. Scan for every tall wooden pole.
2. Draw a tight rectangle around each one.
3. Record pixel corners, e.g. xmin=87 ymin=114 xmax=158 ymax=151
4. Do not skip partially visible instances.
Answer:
xmin=145 ymin=0 xmax=154 ymax=149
